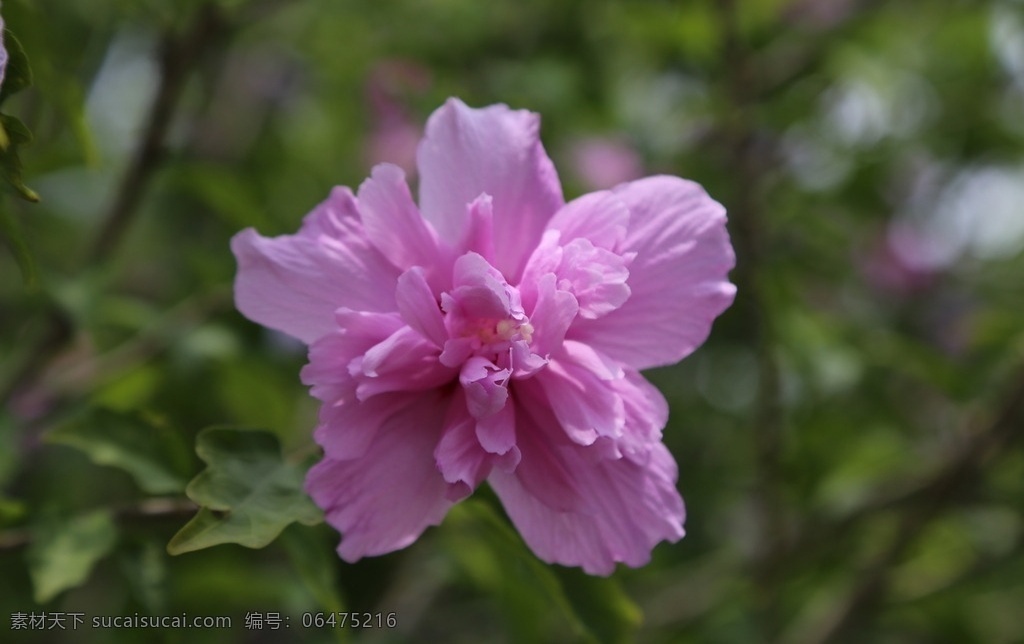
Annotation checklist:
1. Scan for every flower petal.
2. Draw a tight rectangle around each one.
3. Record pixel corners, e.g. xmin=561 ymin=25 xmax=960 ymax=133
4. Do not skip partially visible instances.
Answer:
xmin=357 ymin=163 xmax=446 ymax=272
xmin=396 ymin=267 xmax=448 ymax=348
xmin=557 ymin=238 xmax=631 ymax=320
xmin=301 ymin=310 xmax=405 ymax=400
xmin=460 ymin=357 xmax=511 ymax=419
xmin=307 ymin=391 xmax=457 ymax=561
xmin=314 ymin=392 xmax=418 ymax=461
xmin=521 ymin=355 xmax=624 ymax=445
xmin=445 ymin=252 xmax=515 ymax=320
xmin=434 ymin=389 xmax=493 ymax=501
xmin=489 ymin=402 xmax=685 ymax=575
xmin=231 ymin=187 xmax=399 ymax=343
xmin=352 ymin=326 xmax=455 ymax=400
xmin=611 ymin=369 xmax=670 ymax=459
xmin=568 ymin=176 xmax=736 ymax=369
xmin=417 ymin=98 xmax=564 ymax=280
xmin=526 ymin=273 xmax=579 ymax=358
xmin=547 ymin=190 xmax=629 ymax=250
xmin=462 ymin=193 xmax=496 ymax=263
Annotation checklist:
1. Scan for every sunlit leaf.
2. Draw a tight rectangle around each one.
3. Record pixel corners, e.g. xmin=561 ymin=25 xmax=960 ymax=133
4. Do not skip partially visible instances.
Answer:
xmin=0 ymin=28 xmax=33 ymax=104
xmin=167 ymin=428 xmax=321 ymax=555
xmin=27 ymin=510 xmax=118 ymax=603
xmin=48 ymin=408 xmax=192 ymax=495
xmin=0 ymin=200 xmax=36 ymax=285
xmin=0 ymin=495 xmax=26 ymax=524
xmin=0 ymin=113 xmax=38 ymax=202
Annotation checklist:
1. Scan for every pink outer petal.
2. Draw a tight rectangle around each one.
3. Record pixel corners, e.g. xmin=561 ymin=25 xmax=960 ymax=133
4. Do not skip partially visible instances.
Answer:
xmin=567 ymin=176 xmax=736 ymax=370
xmin=611 ymin=369 xmax=670 ymax=459
xmin=307 ymin=390 xmax=458 ymax=562
xmin=231 ymin=187 xmax=400 ymax=344
xmin=519 ymin=354 xmax=624 ymax=446
xmin=547 ymin=190 xmax=629 ymax=250
xmin=488 ymin=402 xmax=685 ymax=576
xmin=314 ymin=392 xmax=418 ymax=461
xmin=417 ymin=98 xmax=564 ymax=281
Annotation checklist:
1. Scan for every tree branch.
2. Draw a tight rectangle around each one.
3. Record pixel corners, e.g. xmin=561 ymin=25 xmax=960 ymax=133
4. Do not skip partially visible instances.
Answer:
xmin=1 ymin=5 xmax=228 ymax=410
xmin=87 ymin=4 xmax=227 ymax=262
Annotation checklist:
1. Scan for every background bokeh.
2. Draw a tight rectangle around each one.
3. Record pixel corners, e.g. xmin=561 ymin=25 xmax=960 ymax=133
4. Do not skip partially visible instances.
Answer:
xmin=2 ymin=0 xmax=1024 ymax=642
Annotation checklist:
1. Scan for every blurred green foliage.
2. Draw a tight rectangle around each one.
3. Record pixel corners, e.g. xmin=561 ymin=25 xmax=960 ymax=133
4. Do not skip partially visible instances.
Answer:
xmin=2 ymin=0 xmax=1024 ymax=642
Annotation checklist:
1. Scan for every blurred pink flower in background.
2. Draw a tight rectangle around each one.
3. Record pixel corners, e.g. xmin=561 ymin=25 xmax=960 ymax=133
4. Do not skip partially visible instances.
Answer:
xmin=858 ymin=224 xmax=937 ymax=296
xmin=363 ymin=60 xmax=431 ymax=176
xmin=568 ymin=136 xmax=644 ymax=191
xmin=232 ymin=99 xmax=735 ymax=575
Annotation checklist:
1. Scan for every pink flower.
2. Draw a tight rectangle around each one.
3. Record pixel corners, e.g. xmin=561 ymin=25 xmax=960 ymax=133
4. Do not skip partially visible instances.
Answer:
xmin=231 ymin=99 xmax=736 ymax=575
xmin=568 ymin=135 xmax=644 ymax=190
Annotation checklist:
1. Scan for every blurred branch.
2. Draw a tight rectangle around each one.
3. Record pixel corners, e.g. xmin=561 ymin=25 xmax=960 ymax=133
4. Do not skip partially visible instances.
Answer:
xmin=43 ymin=286 xmax=232 ymax=399
xmin=714 ymin=0 xmax=788 ymax=638
xmin=0 ymin=498 xmax=197 ymax=551
xmin=751 ymin=0 xmax=885 ymax=101
xmin=0 ymin=300 xmax=74 ymax=408
xmin=87 ymin=3 xmax=227 ymax=262
xmin=792 ymin=366 xmax=1024 ymax=644
xmin=779 ymin=363 xmax=1024 ymax=564
xmin=1 ymin=5 xmax=228 ymax=411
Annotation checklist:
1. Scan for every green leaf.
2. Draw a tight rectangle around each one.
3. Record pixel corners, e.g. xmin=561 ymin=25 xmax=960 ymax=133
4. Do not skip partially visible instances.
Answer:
xmin=0 ymin=495 xmax=26 ymax=524
xmin=0 ymin=199 xmax=36 ymax=285
xmin=48 ymin=408 xmax=192 ymax=495
xmin=167 ymin=428 xmax=321 ymax=555
xmin=555 ymin=568 xmax=643 ymax=644
xmin=118 ymin=541 xmax=168 ymax=613
xmin=280 ymin=525 xmax=347 ymax=616
xmin=0 ymin=29 xmax=33 ymax=104
xmin=0 ymin=411 xmax=20 ymax=486
xmin=442 ymin=499 xmax=596 ymax=643
xmin=27 ymin=510 xmax=118 ymax=603
xmin=0 ymin=113 xmax=39 ymax=202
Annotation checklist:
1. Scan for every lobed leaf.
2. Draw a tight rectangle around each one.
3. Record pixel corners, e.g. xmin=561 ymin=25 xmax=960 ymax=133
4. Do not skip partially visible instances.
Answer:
xmin=167 ymin=428 xmax=321 ymax=555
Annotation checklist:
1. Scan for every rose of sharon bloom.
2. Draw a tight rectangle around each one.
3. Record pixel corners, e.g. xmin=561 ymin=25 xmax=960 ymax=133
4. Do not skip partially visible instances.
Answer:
xmin=231 ymin=98 xmax=736 ymax=575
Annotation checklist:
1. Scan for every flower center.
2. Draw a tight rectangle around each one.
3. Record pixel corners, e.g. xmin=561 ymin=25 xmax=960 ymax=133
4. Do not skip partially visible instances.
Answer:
xmin=469 ymin=318 xmax=534 ymax=346
xmin=437 ymin=252 xmax=543 ymax=374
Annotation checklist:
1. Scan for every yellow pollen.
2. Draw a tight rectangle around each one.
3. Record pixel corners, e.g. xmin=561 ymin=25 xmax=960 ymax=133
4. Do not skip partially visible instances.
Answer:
xmin=495 ymin=319 xmax=517 ymax=339
xmin=519 ymin=322 xmax=534 ymax=343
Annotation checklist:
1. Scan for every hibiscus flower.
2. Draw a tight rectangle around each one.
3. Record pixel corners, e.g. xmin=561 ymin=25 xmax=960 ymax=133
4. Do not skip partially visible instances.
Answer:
xmin=231 ymin=98 xmax=736 ymax=575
